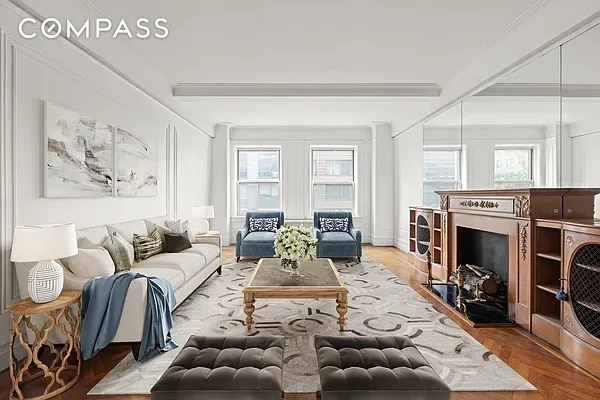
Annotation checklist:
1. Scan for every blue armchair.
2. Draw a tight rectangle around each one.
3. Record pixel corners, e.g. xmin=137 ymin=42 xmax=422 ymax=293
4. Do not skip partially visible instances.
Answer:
xmin=236 ymin=211 xmax=285 ymax=261
xmin=313 ymin=211 xmax=362 ymax=262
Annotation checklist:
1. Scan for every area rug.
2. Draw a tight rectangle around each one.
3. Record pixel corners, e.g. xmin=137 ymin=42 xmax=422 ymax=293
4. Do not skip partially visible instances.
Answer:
xmin=88 ymin=258 xmax=536 ymax=395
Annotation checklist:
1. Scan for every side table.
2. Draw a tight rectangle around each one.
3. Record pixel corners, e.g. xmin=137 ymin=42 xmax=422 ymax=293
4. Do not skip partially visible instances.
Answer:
xmin=8 ymin=290 xmax=82 ymax=400
xmin=194 ymin=230 xmax=222 ymax=247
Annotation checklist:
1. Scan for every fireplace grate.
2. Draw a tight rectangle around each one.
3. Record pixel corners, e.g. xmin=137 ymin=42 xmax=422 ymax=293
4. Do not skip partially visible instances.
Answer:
xmin=416 ymin=215 xmax=430 ymax=255
xmin=570 ymin=244 xmax=600 ymax=340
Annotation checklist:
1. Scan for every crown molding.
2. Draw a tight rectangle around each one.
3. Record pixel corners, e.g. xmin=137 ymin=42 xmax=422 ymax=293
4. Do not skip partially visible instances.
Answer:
xmin=173 ymin=83 xmax=441 ymax=98
xmin=475 ymin=83 xmax=600 ymax=97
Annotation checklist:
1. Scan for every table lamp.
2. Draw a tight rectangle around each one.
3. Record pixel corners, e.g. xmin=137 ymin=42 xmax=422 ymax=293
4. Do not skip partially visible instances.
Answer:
xmin=10 ymin=223 xmax=78 ymax=303
xmin=191 ymin=206 xmax=215 ymax=234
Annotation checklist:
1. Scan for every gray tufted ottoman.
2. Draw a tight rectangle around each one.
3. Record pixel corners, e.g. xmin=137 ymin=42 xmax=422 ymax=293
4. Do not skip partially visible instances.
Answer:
xmin=151 ymin=336 xmax=285 ymax=400
xmin=315 ymin=335 xmax=450 ymax=400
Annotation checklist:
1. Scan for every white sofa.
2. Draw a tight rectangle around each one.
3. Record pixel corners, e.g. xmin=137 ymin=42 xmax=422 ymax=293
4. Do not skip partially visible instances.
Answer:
xmin=15 ymin=216 xmax=222 ymax=344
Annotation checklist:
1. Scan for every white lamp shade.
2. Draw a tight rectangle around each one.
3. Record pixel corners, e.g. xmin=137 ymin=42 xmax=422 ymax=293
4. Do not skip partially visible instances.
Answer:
xmin=10 ymin=223 xmax=78 ymax=262
xmin=192 ymin=206 xmax=215 ymax=219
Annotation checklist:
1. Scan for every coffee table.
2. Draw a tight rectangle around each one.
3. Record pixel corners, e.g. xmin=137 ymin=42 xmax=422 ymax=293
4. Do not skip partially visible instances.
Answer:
xmin=243 ymin=258 xmax=349 ymax=330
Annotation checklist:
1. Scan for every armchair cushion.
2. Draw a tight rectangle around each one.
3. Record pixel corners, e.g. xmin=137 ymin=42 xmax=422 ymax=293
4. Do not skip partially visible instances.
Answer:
xmin=243 ymin=231 xmax=277 ymax=243
xmin=321 ymin=231 xmax=355 ymax=243
xmin=248 ymin=217 xmax=279 ymax=233
xmin=319 ymin=217 xmax=349 ymax=232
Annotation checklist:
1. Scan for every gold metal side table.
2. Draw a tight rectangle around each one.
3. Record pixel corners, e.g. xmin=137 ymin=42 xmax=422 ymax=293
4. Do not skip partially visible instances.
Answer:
xmin=8 ymin=290 xmax=82 ymax=400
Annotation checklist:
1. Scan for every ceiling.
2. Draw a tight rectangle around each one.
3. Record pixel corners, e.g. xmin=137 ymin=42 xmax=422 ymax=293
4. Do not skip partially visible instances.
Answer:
xmin=15 ymin=0 xmax=599 ymax=134
xmin=85 ymin=0 xmax=540 ymax=85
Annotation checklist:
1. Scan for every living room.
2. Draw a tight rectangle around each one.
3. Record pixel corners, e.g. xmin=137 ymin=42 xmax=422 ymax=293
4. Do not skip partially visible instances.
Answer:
xmin=1 ymin=1 xmax=600 ymax=399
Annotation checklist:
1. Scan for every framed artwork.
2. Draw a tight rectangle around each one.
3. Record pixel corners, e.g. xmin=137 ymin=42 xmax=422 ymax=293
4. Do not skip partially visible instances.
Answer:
xmin=115 ymin=128 xmax=158 ymax=197
xmin=44 ymin=101 xmax=114 ymax=197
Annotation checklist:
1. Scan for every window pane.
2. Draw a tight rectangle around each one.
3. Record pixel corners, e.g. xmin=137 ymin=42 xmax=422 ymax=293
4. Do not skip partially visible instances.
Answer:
xmin=313 ymin=183 xmax=353 ymax=210
xmin=313 ymin=150 xmax=353 ymax=182
xmin=423 ymin=151 xmax=459 ymax=181
xmin=494 ymin=149 xmax=531 ymax=182
xmin=423 ymin=181 xmax=460 ymax=208
xmin=238 ymin=183 xmax=279 ymax=213
xmin=238 ymin=150 xmax=279 ymax=180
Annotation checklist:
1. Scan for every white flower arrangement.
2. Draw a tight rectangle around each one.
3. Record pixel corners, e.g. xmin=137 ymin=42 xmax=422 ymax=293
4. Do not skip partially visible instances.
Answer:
xmin=274 ymin=224 xmax=318 ymax=268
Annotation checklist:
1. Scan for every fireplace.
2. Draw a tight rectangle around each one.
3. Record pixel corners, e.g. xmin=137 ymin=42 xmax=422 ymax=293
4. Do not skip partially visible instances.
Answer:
xmin=456 ymin=227 xmax=508 ymax=282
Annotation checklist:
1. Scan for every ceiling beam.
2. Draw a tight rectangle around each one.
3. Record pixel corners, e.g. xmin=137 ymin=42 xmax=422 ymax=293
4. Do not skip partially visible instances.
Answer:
xmin=173 ymin=83 xmax=441 ymax=98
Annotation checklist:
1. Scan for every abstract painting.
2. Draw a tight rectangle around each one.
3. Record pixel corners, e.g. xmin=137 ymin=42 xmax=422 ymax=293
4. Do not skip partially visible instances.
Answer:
xmin=44 ymin=101 xmax=114 ymax=197
xmin=115 ymin=128 xmax=157 ymax=197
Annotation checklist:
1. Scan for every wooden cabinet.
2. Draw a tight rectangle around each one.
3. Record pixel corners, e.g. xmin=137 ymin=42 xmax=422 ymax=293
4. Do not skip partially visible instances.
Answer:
xmin=409 ymin=207 xmax=447 ymax=280
xmin=532 ymin=220 xmax=563 ymax=347
xmin=561 ymin=223 xmax=600 ymax=378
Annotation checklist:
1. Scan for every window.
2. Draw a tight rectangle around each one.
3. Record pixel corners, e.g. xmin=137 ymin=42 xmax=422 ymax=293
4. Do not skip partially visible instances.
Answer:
xmin=237 ymin=149 xmax=280 ymax=214
xmin=494 ymin=148 xmax=533 ymax=189
xmin=423 ymin=149 xmax=461 ymax=208
xmin=312 ymin=149 xmax=355 ymax=211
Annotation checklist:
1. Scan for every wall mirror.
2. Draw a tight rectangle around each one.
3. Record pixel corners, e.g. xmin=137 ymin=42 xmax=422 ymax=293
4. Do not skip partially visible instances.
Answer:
xmin=461 ymin=47 xmax=561 ymax=190
xmin=423 ymin=102 xmax=462 ymax=208
xmin=561 ymin=23 xmax=600 ymax=217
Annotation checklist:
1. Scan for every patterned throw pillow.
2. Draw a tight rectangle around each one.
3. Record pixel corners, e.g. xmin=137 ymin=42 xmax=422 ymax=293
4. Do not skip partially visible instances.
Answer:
xmin=133 ymin=228 xmax=164 ymax=262
xmin=320 ymin=217 xmax=349 ymax=232
xmin=249 ymin=217 xmax=279 ymax=232
xmin=103 ymin=232 xmax=134 ymax=272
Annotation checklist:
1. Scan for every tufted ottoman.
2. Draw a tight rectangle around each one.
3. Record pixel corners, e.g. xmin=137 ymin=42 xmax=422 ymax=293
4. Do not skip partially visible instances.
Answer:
xmin=315 ymin=335 xmax=450 ymax=400
xmin=151 ymin=336 xmax=285 ymax=400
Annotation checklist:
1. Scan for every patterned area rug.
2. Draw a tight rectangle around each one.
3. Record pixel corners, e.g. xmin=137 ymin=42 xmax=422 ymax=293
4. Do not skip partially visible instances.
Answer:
xmin=88 ymin=258 xmax=536 ymax=395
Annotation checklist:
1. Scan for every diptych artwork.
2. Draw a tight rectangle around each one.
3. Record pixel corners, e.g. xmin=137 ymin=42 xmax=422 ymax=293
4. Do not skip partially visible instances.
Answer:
xmin=115 ymin=128 xmax=157 ymax=197
xmin=45 ymin=101 xmax=114 ymax=197
xmin=44 ymin=101 xmax=158 ymax=198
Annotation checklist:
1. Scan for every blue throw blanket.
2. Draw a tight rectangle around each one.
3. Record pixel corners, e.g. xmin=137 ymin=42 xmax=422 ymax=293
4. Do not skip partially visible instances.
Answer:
xmin=81 ymin=272 xmax=178 ymax=362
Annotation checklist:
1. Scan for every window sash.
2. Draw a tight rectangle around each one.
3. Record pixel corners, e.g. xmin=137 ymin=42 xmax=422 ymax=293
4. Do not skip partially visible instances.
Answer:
xmin=311 ymin=149 xmax=356 ymax=212
xmin=236 ymin=149 xmax=281 ymax=215
xmin=494 ymin=148 xmax=533 ymax=182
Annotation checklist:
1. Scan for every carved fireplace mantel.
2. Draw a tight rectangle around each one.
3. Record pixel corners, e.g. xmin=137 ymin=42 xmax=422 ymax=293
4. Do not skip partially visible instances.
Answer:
xmin=409 ymin=187 xmax=600 ymax=378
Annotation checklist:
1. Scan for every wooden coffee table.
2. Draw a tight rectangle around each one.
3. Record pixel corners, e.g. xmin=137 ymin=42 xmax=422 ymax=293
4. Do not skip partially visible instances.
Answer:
xmin=243 ymin=258 xmax=349 ymax=330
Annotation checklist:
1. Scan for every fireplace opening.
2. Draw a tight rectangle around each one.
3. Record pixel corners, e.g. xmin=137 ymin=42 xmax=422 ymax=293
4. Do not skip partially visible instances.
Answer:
xmin=456 ymin=226 xmax=509 ymax=282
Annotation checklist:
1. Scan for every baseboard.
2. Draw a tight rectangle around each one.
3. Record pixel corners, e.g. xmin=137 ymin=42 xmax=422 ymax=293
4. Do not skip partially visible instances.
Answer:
xmin=371 ymin=237 xmax=395 ymax=246
xmin=0 ymin=335 xmax=26 ymax=373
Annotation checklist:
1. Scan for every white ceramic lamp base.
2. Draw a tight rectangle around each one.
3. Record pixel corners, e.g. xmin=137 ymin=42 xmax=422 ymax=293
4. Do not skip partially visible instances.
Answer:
xmin=27 ymin=259 xmax=64 ymax=303
xmin=197 ymin=219 xmax=210 ymax=234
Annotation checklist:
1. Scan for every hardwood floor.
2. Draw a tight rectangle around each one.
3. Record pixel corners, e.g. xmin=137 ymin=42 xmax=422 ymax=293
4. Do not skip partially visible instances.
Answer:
xmin=2 ymin=245 xmax=599 ymax=399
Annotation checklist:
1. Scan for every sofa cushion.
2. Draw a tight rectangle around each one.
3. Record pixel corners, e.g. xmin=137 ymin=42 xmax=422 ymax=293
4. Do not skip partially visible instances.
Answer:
xmin=103 ymin=232 xmax=135 ymax=272
xmin=164 ymin=233 xmax=192 ymax=253
xmin=321 ymin=231 xmax=355 ymax=243
xmin=181 ymin=243 xmax=220 ymax=264
xmin=76 ymin=225 xmax=110 ymax=246
xmin=107 ymin=220 xmax=149 ymax=244
xmin=63 ymin=238 xmax=115 ymax=278
xmin=129 ymin=266 xmax=185 ymax=290
xmin=133 ymin=229 xmax=164 ymax=262
xmin=134 ymin=253 xmax=206 ymax=281
xmin=243 ymin=231 xmax=276 ymax=243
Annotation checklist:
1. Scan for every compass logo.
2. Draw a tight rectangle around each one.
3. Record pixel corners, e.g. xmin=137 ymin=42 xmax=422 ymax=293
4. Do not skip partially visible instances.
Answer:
xmin=18 ymin=17 xmax=169 ymax=39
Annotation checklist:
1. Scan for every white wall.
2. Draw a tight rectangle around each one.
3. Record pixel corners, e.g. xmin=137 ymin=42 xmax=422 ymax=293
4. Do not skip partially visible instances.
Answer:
xmin=212 ymin=125 xmax=387 ymax=245
xmin=394 ymin=125 xmax=424 ymax=251
xmin=0 ymin=8 xmax=210 ymax=370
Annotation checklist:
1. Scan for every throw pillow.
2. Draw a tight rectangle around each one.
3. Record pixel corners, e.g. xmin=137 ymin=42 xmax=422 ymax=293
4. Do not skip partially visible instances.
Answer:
xmin=144 ymin=220 xmax=174 ymax=243
xmin=64 ymin=238 xmax=115 ymax=278
xmin=164 ymin=232 xmax=193 ymax=253
xmin=165 ymin=219 xmax=195 ymax=244
xmin=320 ymin=217 xmax=349 ymax=233
xmin=133 ymin=228 xmax=164 ymax=262
xmin=249 ymin=217 xmax=279 ymax=232
xmin=103 ymin=232 xmax=135 ymax=272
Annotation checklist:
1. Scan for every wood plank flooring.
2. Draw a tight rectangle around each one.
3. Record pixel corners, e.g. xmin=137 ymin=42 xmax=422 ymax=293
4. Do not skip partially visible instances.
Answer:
xmin=1 ymin=245 xmax=599 ymax=399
